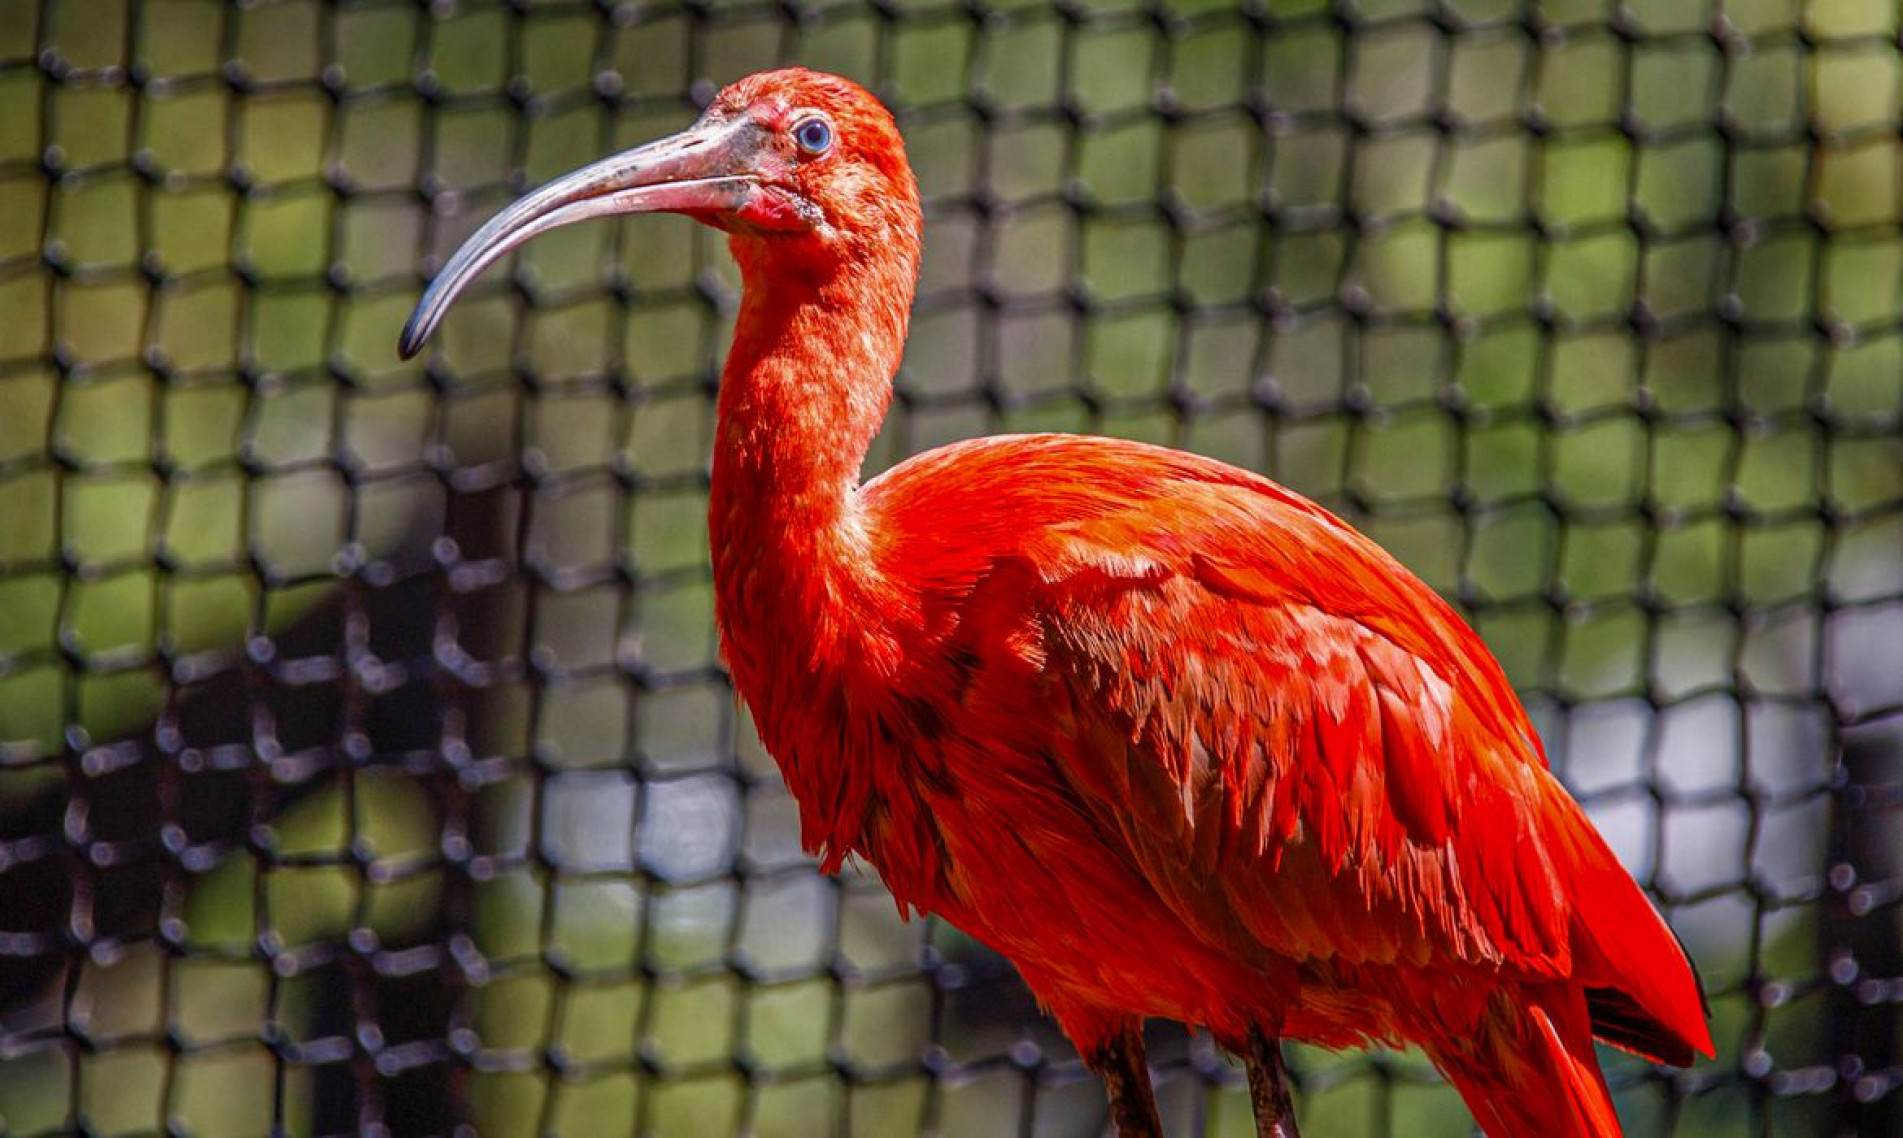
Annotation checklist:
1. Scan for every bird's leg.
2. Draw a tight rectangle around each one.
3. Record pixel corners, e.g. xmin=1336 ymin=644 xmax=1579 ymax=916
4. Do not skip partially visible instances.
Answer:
xmin=1083 ymin=1017 xmax=1165 ymax=1138
xmin=1243 ymin=1026 xmax=1301 ymax=1138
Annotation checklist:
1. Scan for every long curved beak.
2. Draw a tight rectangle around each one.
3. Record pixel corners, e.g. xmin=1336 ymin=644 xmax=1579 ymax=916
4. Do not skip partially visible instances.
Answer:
xmin=398 ymin=115 xmax=759 ymax=359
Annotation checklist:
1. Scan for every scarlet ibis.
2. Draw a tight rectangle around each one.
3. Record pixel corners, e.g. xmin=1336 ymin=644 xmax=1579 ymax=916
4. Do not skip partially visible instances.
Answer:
xmin=401 ymin=69 xmax=1713 ymax=1136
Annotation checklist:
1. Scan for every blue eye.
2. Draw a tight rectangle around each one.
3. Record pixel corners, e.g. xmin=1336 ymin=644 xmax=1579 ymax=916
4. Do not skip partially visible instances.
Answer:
xmin=793 ymin=117 xmax=832 ymax=156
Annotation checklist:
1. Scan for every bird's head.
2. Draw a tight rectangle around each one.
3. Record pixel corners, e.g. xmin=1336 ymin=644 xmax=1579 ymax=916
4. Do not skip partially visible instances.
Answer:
xmin=399 ymin=67 xmax=920 ymax=359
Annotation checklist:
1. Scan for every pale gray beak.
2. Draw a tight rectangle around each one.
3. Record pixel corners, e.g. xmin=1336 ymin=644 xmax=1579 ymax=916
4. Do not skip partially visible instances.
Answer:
xmin=399 ymin=115 xmax=760 ymax=359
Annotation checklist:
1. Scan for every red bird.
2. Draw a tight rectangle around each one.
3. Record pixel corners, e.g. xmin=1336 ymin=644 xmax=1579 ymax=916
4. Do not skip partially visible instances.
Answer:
xmin=401 ymin=69 xmax=1713 ymax=1136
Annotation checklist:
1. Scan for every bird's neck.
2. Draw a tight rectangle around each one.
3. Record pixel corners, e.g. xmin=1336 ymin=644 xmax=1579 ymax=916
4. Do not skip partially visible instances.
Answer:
xmin=707 ymin=235 xmax=921 ymax=870
xmin=708 ymin=234 xmax=917 ymax=691
xmin=711 ymin=249 xmax=908 ymax=543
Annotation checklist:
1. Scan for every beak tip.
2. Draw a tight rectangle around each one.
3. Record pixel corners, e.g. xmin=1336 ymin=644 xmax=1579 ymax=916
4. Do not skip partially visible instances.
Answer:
xmin=396 ymin=315 xmax=429 ymax=361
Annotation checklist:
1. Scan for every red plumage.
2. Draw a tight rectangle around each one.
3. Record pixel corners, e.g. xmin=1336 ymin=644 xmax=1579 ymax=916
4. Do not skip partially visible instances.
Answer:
xmin=403 ymin=67 xmax=1714 ymax=1137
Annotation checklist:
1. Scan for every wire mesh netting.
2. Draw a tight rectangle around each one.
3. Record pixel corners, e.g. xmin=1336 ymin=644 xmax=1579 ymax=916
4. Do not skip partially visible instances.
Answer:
xmin=0 ymin=0 xmax=1900 ymax=1134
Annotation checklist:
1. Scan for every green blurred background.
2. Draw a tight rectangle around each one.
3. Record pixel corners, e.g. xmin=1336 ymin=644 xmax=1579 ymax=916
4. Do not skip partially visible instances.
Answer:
xmin=0 ymin=0 xmax=1899 ymax=1134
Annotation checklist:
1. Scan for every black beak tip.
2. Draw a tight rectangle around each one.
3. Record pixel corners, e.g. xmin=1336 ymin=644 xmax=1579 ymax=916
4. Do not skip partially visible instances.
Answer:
xmin=396 ymin=316 xmax=427 ymax=361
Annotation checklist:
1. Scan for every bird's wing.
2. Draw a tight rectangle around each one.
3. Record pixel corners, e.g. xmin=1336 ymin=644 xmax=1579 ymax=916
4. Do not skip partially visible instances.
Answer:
xmin=901 ymin=438 xmax=1709 ymax=1061
xmin=1004 ymin=480 xmax=1572 ymax=970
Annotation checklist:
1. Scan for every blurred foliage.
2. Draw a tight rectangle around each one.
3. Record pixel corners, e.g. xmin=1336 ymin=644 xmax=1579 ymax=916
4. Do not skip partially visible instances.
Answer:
xmin=1 ymin=0 xmax=1900 ymax=1135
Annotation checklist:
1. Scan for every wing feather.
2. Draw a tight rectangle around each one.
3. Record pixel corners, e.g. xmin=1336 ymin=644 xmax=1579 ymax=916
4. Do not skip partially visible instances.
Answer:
xmin=1038 ymin=564 xmax=1568 ymax=973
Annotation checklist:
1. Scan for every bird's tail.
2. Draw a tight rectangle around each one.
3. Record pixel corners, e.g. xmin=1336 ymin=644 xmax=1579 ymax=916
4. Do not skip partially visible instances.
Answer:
xmin=1430 ymin=984 xmax=1621 ymax=1138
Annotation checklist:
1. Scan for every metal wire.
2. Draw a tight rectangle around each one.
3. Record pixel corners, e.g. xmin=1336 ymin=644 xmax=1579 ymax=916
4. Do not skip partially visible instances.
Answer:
xmin=0 ymin=0 xmax=1899 ymax=1135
